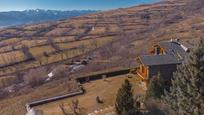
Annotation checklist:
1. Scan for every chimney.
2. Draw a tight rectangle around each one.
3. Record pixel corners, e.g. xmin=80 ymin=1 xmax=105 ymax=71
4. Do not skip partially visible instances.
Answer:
xmin=176 ymin=38 xmax=180 ymax=42
xmin=180 ymin=44 xmax=189 ymax=52
xmin=155 ymin=46 xmax=160 ymax=55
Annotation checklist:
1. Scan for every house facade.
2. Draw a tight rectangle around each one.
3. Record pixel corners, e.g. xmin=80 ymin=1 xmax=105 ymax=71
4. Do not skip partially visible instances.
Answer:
xmin=137 ymin=39 xmax=189 ymax=86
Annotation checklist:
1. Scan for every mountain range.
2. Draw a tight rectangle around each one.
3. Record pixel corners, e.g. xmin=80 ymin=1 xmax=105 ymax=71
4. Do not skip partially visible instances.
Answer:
xmin=0 ymin=9 xmax=98 ymax=28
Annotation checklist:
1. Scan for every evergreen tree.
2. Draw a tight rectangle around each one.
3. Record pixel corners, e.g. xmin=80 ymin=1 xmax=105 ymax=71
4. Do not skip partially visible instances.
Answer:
xmin=115 ymin=79 xmax=137 ymax=115
xmin=146 ymin=73 xmax=165 ymax=99
xmin=163 ymin=39 xmax=204 ymax=115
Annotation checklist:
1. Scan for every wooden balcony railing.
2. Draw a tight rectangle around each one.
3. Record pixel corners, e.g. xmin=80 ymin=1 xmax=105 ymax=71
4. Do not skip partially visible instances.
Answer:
xmin=137 ymin=71 xmax=148 ymax=81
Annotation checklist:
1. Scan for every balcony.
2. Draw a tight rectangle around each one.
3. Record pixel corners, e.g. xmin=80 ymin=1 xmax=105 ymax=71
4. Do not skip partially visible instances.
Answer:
xmin=137 ymin=71 xmax=148 ymax=81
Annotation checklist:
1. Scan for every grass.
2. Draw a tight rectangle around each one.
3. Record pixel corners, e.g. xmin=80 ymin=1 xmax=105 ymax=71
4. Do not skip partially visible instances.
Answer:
xmin=23 ymin=23 xmax=51 ymax=31
xmin=45 ymin=28 xmax=72 ymax=36
xmin=35 ymin=75 xmax=145 ymax=115
xmin=20 ymin=39 xmax=48 ymax=48
xmin=108 ymin=24 xmax=120 ymax=32
xmin=53 ymin=36 xmax=75 ymax=43
xmin=0 ymin=38 xmax=19 ymax=45
xmin=0 ymin=74 xmax=145 ymax=115
xmin=0 ymin=36 xmax=113 ymax=76
xmin=89 ymin=27 xmax=106 ymax=34
xmin=68 ymin=28 xmax=85 ymax=35
xmin=0 ymin=78 xmax=74 ymax=115
xmin=0 ymin=51 xmax=25 ymax=65
xmin=1 ymin=1 xmax=202 ymax=115
xmin=29 ymin=45 xmax=56 ymax=57
xmin=0 ymin=75 xmax=18 ymax=88
xmin=0 ymin=0 xmax=200 ymax=79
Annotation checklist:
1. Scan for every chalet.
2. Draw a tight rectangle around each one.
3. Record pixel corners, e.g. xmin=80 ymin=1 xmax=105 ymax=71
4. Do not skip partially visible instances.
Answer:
xmin=137 ymin=39 xmax=189 ymax=86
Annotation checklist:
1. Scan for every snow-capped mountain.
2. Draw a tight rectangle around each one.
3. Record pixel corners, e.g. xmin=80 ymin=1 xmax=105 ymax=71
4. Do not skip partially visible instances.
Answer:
xmin=0 ymin=9 xmax=98 ymax=27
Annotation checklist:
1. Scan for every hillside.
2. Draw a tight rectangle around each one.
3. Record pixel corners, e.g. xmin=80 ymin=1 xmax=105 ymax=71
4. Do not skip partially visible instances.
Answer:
xmin=0 ymin=0 xmax=204 ymax=114
xmin=0 ymin=0 xmax=203 ymax=77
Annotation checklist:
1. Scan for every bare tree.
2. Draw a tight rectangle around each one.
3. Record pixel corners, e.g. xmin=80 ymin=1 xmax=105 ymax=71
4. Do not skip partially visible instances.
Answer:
xmin=70 ymin=99 xmax=82 ymax=115
xmin=1 ymin=55 xmax=8 ymax=65
xmin=59 ymin=99 xmax=82 ymax=115
xmin=0 ymin=89 xmax=8 ymax=99
xmin=48 ymin=38 xmax=61 ymax=52
xmin=24 ymin=67 xmax=47 ymax=87
xmin=65 ymin=51 xmax=69 ymax=59
xmin=21 ymin=45 xmax=34 ymax=60
xmin=67 ymin=79 xmax=79 ymax=92
xmin=91 ymin=39 xmax=98 ymax=49
xmin=52 ymin=65 xmax=68 ymax=78
xmin=60 ymin=52 xmax=64 ymax=60
xmin=78 ymin=44 xmax=86 ymax=54
xmin=38 ymin=58 xmax=43 ymax=66
xmin=59 ymin=103 xmax=71 ymax=115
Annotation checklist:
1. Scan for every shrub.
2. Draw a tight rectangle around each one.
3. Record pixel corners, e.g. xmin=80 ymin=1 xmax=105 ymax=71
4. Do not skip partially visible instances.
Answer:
xmin=24 ymin=67 xmax=47 ymax=87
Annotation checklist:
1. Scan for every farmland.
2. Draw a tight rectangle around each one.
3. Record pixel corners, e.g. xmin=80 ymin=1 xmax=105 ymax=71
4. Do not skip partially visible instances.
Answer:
xmin=1 ymin=0 xmax=203 ymax=78
xmin=0 ymin=0 xmax=204 ymax=114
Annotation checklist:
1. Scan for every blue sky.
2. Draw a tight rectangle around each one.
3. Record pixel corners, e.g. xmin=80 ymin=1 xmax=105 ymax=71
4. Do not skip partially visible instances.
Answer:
xmin=0 ymin=0 xmax=160 ymax=11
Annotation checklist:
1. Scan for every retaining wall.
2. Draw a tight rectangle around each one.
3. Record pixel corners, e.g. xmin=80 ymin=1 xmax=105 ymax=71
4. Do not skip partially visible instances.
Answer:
xmin=26 ymin=90 xmax=84 ymax=112
xmin=25 ymin=67 xmax=133 ymax=114
xmin=76 ymin=68 xmax=131 ymax=83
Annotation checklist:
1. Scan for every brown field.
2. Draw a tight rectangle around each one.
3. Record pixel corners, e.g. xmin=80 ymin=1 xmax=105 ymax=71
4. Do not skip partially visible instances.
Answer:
xmin=0 ymin=0 xmax=204 ymax=114
xmin=0 ymin=75 xmax=19 ymax=88
xmin=0 ymin=77 xmax=78 ymax=115
xmin=36 ymin=75 xmax=145 ymax=115
xmin=0 ymin=36 xmax=114 ymax=76
xmin=0 ymin=0 xmax=202 ymax=77
xmin=29 ymin=45 xmax=56 ymax=57
xmin=0 ymin=74 xmax=145 ymax=115
xmin=0 ymin=51 xmax=25 ymax=64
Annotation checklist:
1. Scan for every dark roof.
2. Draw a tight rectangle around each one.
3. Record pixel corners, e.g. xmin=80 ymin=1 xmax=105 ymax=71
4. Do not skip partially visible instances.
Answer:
xmin=138 ymin=40 xmax=189 ymax=66
xmin=139 ymin=54 xmax=181 ymax=66
xmin=159 ymin=41 xmax=188 ymax=60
